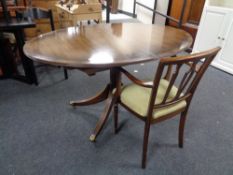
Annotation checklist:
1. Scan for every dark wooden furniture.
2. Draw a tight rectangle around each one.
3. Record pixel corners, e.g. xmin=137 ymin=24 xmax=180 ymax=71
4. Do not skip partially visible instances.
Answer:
xmin=21 ymin=0 xmax=63 ymax=38
xmin=17 ymin=7 xmax=68 ymax=80
xmin=24 ymin=23 xmax=193 ymax=142
xmin=115 ymin=47 xmax=220 ymax=168
xmin=0 ymin=0 xmax=38 ymax=84
xmin=0 ymin=36 xmax=18 ymax=77
xmin=168 ymin=0 xmax=206 ymax=41
xmin=0 ymin=0 xmax=26 ymax=14
xmin=0 ymin=18 xmax=38 ymax=84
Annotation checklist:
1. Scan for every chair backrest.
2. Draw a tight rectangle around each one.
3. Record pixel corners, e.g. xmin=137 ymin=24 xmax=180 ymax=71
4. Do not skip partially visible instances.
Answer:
xmin=16 ymin=7 xmax=55 ymax=31
xmin=147 ymin=47 xmax=221 ymax=119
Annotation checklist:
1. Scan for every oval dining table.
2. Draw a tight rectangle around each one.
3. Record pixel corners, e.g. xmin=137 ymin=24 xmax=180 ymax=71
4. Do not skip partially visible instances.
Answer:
xmin=24 ymin=23 xmax=193 ymax=142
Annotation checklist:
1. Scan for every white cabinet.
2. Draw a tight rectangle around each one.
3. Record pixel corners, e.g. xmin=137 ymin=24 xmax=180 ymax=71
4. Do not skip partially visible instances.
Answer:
xmin=215 ymin=17 xmax=233 ymax=73
xmin=193 ymin=4 xmax=233 ymax=75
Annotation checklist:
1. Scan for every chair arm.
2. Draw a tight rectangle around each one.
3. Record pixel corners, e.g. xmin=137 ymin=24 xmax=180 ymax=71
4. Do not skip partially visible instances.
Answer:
xmin=119 ymin=68 xmax=153 ymax=88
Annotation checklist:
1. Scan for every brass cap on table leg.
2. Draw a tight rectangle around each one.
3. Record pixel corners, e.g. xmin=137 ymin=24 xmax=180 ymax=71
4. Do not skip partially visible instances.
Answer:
xmin=89 ymin=134 xmax=96 ymax=142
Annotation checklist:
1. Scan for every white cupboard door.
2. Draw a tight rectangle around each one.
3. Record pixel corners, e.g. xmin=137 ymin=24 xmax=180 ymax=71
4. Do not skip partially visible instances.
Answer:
xmin=217 ymin=16 xmax=233 ymax=72
xmin=194 ymin=7 xmax=228 ymax=52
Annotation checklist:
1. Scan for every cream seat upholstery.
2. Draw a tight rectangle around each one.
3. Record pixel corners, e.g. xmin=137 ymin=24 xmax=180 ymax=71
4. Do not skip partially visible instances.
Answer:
xmin=120 ymin=79 xmax=187 ymax=119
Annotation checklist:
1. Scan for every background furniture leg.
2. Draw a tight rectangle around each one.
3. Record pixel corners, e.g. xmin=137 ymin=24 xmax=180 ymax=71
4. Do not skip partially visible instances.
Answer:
xmin=14 ymin=29 xmax=38 ymax=85
xmin=64 ymin=68 xmax=68 ymax=79
xmin=114 ymin=104 xmax=118 ymax=134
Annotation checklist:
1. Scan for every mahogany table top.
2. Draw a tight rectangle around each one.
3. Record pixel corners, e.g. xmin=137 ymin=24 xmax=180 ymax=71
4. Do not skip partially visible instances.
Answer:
xmin=24 ymin=23 xmax=193 ymax=69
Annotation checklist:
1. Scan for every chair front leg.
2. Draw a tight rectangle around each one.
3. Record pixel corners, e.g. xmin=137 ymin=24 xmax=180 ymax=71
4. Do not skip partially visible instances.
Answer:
xmin=142 ymin=120 xmax=151 ymax=169
xmin=179 ymin=108 xmax=188 ymax=148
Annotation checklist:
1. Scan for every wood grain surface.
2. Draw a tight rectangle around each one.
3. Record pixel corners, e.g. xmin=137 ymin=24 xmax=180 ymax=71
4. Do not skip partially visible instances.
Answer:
xmin=24 ymin=23 xmax=193 ymax=69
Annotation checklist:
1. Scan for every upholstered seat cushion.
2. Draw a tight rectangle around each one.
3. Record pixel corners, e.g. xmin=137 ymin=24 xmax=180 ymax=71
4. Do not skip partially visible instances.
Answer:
xmin=120 ymin=79 xmax=187 ymax=119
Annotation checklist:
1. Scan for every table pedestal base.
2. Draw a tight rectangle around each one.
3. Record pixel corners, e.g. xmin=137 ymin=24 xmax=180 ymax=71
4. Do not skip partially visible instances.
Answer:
xmin=70 ymin=68 xmax=121 ymax=142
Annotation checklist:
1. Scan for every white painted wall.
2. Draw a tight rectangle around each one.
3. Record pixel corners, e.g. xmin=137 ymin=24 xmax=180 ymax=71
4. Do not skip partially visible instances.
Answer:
xmin=118 ymin=0 xmax=169 ymax=24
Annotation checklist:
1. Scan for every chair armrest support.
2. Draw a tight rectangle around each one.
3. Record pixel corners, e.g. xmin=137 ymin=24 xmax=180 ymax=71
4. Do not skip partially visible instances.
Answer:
xmin=119 ymin=67 xmax=153 ymax=88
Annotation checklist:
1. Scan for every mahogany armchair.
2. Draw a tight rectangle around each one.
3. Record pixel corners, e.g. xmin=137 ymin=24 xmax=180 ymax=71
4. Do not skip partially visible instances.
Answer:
xmin=114 ymin=47 xmax=221 ymax=168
